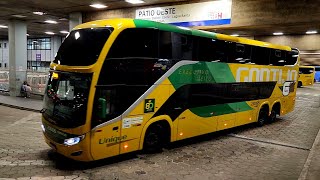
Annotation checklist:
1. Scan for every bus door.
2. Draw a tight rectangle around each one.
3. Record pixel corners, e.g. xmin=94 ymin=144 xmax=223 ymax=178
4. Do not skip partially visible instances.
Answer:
xmin=90 ymin=88 xmax=122 ymax=160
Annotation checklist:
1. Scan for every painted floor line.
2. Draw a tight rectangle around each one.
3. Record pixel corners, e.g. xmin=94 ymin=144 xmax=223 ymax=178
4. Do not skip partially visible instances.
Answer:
xmin=228 ymin=134 xmax=310 ymax=151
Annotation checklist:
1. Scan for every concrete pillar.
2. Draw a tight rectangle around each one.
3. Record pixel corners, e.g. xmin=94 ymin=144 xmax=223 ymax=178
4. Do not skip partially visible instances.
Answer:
xmin=51 ymin=36 xmax=62 ymax=60
xmin=69 ymin=12 xmax=82 ymax=31
xmin=8 ymin=20 xmax=27 ymax=96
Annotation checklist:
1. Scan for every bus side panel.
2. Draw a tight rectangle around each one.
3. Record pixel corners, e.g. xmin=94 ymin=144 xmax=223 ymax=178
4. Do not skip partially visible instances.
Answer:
xmin=120 ymin=83 xmax=172 ymax=154
xmin=90 ymin=121 xmax=121 ymax=160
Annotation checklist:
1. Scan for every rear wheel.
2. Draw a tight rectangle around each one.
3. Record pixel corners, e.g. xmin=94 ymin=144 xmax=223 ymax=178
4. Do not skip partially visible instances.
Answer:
xmin=269 ymin=109 xmax=277 ymax=123
xmin=257 ymin=109 xmax=268 ymax=127
xmin=298 ymin=81 xmax=302 ymax=87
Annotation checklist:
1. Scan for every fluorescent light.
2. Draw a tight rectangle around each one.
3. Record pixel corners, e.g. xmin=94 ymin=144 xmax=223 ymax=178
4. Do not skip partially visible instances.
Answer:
xmin=45 ymin=20 xmax=58 ymax=24
xmin=33 ymin=11 xmax=45 ymax=15
xmin=12 ymin=15 xmax=27 ymax=18
xmin=306 ymin=30 xmax=317 ymax=34
xmin=273 ymin=32 xmax=283 ymax=35
xmin=45 ymin=32 xmax=55 ymax=35
xmin=90 ymin=4 xmax=107 ymax=8
xmin=125 ymin=0 xmax=145 ymax=4
xmin=60 ymin=31 xmax=69 ymax=34
xmin=231 ymin=34 xmax=239 ymax=37
xmin=0 ymin=25 xmax=8 ymax=28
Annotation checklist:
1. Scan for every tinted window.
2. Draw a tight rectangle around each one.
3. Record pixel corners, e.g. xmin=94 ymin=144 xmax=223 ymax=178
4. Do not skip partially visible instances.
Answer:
xmin=286 ymin=50 xmax=299 ymax=65
xmin=228 ymin=43 xmax=252 ymax=64
xmin=195 ymin=37 xmax=228 ymax=62
xmin=299 ymin=68 xmax=314 ymax=74
xmin=251 ymin=46 xmax=270 ymax=65
xmin=54 ymin=27 xmax=113 ymax=66
xmin=98 ymin=58 xmax=175 ymax=86
xmin=107 ymin=28 xmax=158 ymax=58
xmin=270 ymin=49 xmax=286 ymax=66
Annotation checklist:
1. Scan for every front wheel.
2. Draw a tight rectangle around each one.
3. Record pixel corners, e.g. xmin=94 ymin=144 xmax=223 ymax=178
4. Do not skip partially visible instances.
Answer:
xmin=298 ymin=81 xmax=302 ymax=88
xmin=143 ymin=124 xmax=163 ymax=153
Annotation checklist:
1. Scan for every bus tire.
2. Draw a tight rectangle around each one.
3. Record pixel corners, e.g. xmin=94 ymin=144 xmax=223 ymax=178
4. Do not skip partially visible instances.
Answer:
xmin=257 ymin=108 xmax=268 ymax=127
xmin=298 ymin=81 xmax=302 ymax=87
xmin=143 ymin=122 xmax=169 ymax=153
xmin=269 ymin=109 xmax=277 ymax=123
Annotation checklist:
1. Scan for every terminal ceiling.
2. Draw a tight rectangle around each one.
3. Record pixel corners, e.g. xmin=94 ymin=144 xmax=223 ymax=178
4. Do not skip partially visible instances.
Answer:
xmin=0 ymin=0 xmax=319 ymax=38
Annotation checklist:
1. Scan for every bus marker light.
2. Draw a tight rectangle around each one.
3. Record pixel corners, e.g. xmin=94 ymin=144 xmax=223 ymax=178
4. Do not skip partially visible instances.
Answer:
xmin=224 ymin=123 xmax=227 ymax=126
xmin=281 ymin=111 xmax=284 ymax=113
xmin=179 ymin=132 xmax=183 ymax=136
xmin=124 ymin=144 xmax=129 ymax=149
xmin=249 ymin=117 xmax=252 ymax=121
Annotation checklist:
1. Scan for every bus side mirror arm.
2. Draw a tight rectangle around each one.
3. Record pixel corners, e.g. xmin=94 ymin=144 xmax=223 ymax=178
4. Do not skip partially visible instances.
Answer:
xmin=98 ymin=98 xmax=107 ymax=119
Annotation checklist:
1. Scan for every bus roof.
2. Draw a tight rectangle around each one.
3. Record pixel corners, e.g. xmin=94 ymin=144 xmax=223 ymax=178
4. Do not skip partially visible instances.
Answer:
xmin=299 ymin=65 xmax=315 ymax=69
xmin=74 ymin=18 xmax=292 ymax=51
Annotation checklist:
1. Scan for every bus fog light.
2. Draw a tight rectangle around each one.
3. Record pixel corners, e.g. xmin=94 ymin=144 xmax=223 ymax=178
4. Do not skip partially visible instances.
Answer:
xmin=64 ymin=135 xmax=85 ymax=146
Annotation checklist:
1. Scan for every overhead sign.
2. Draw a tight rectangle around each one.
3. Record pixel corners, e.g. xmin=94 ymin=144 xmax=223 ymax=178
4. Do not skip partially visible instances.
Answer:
xmin=135 ymin=0 xmax=232 ymax=27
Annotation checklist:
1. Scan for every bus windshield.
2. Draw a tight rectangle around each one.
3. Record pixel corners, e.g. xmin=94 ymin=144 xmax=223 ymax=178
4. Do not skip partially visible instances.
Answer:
xmin=42 ymin=72 xmax=92 ymax=128
xmin=54 ymin=27 xmax=113 ymax=66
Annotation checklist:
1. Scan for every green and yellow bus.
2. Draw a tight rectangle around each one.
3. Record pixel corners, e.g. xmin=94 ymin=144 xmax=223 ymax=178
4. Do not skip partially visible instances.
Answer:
xmin=298 ymin=66 xmax=315 ymax=87
xmin=41 ymin=19 xmax=299 ymax=161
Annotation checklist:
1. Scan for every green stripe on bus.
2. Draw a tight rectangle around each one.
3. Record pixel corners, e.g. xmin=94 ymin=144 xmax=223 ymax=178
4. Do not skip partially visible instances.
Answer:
xmin=190 ymin=102 xmax=253 ymax=118
xmin=168 ymin=62 xmax=235 ymax=90
xmin=134 ymin=19 xmax=192 ymax=35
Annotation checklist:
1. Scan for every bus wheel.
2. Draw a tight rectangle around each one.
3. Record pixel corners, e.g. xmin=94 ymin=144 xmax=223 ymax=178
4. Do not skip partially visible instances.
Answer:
xmin=143 ymin=124 xmax=164 ymax=153
xmin=298 ymin=81 xmax=302 ymax=87
xmin=257 ymin=109 xmax=268 ymax=127
xmin=269 ymin=109 xmax=277 ymax=123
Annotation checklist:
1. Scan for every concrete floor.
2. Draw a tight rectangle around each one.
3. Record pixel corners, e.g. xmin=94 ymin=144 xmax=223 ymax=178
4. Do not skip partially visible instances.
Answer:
xmin=0 ymin=84 xmax=320 ymax=179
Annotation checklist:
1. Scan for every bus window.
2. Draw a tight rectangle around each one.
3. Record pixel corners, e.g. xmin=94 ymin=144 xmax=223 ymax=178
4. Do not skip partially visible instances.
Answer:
xmin=270 ymin=49 xmax=286 ymax=66
xmin=286 ymin=50 xmax=299 ymax=65
xmin=228 ymin=43 xmax=252 ymax=64
xmin=195 ymin=37 xmax=228 ymax=62
xmin=54 ymin=27 xmax=113 ymax=66
xmin=108 ymin=28 xmax=159 ymax=59
xmin=251 ymin=46 xmax=270 ymax=65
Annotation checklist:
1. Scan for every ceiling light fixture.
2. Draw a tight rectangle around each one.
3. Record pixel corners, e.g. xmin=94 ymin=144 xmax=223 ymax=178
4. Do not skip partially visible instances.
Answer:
xmin=125 ymin=0 xmax=145 ymax=4
xmin=231 ymin=34 xmax=239 ymax=37
xmin=60 ymin=31 xmax=69 ymax=34
xmin=45 ymin=32 xmax=55 ymax=35
xmin=12 ymin=15 xmax=27 ymax=18
xmin=90 ymin=4 xmax=108 ymax=9
xmin=45 ymin=20 xmax=58 ymax=24
xmin=306 ymin=30 xmax=317 ymax=34
xmin=273 ymin=32 xmax=283 ymax=36
xmin=0 ymin=25 xmax=8 ymax=28
xmin=33 ymin=11 xmax=45 ymax=15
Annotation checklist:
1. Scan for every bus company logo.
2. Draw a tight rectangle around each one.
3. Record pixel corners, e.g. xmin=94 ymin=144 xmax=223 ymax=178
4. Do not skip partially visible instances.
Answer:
xmin=282 ymin=81 xmax=295 ymax=96
xmin=144 ymin=99 xmax=155 ymax=113
xmin=236 ymin=67 xmax=298 ymax=84
xmin=99 ymin=135 xmax=127 ymax=145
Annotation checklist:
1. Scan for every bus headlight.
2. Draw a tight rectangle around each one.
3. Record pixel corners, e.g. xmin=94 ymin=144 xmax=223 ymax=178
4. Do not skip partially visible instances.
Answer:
xmin=64 ymin=135 xmax=85 ymax=146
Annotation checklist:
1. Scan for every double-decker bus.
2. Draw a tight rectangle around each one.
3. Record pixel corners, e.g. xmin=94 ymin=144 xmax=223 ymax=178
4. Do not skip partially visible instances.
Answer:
xmin=298 ymin=66 xmax=315 ymax=87
xmin=41 ymin=19 xmax=299 ymax=161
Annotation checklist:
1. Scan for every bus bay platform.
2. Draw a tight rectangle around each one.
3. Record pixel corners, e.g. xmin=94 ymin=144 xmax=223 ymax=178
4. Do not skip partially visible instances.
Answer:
xmin=0 ymin=85 xmax=320 ymax=179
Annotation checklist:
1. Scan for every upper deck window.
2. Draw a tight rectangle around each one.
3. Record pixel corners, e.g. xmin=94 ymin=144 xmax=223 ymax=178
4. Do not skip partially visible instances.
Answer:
xmin=54 ymin=27 xmax=113 ymax=66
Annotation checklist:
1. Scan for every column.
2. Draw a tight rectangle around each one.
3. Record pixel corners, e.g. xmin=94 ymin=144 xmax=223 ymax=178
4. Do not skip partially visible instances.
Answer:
xmin=51 ymin=36 xmax=62 ymax=61
xmin=69 ymin=12 xmax=82 ymax=31
xmin=9 ymin=20 xmax=27 ymax=96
